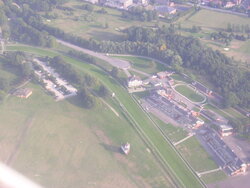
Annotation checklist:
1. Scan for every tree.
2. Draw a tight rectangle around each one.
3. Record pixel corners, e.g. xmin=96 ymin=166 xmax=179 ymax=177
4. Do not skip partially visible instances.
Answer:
xmin=224 ymin=92 xmax=240 ymax=107
xmin=105 ymin=22 xmax=109 ymax=29
xmin=0 ymin=78 xmax=9 ymax=91
xmin=20 ymin=63 xmax=32 ymax=77
xmin=110 ymin=67 xmax=119 ymax=78
xmin=98 ymin=85 xmax=109 ymax=98
xmin=78 ymin=87 xmax=96 ymax=109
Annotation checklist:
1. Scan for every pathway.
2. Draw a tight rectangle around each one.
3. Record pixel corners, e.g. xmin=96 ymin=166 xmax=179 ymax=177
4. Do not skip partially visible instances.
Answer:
xmin=57 ymin=39 xmax=131 ymax=69
xmin=197 ymin=167 xmax=221 ymax=177
xmin=100 ymin=98 xmax=119 ymax=117
xmin=173 ymin=133 xmax=195 ymax=146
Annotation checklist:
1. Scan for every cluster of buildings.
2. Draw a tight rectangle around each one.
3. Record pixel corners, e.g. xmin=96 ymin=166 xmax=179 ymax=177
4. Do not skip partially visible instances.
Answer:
xmin=129 ymin=69 xmax=250 ymax=176
xmin=83 ymin=0 xmax=180 ymax=15
xmin=201 ymin=0 xmax=250 ymax=10
xmin=33 ymin=58 xmax=77 ymax=101
xmin=200 ymin=128 xmax=247 ymax=176
xmin=127 ymin=71 xmax=174 ymax=89
xmin=147 ymin=91 xmax=204 ymax=128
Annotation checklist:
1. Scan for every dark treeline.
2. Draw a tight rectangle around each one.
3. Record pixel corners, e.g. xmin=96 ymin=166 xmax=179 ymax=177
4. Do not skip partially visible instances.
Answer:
xmin=226 ymin=23 xmax=250 ymax=33
xmin=67 ymin=50 xmax=96 ymax=64
xmin=14 ymin=0 xmax=69 ymax=11
xmin=0 ymin=51 xmax=32 ymax=101
xmin=48 ymin=56 xmax=103 ymax=108
xmin=122 ymin=6 xmax=157 ymax=22
xmin=10 ymin=19 xmax=55 ymax=47
xmin=5 ymin=51 xmax=32 ymax=77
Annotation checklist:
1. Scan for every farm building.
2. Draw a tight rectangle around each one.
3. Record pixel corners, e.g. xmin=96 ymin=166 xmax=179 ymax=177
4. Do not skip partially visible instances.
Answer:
xmin=13 ymin=88 xmax=32 ymax=99
xmin=157 ymin=71 xmax=174 ymax=79
xmin=127 ymin=75 xmax=142 ymax=88
xmin=105 ymin=0 xmax=133 ymax=9
xmin=155 ymin=5 xmax=177 ymax=15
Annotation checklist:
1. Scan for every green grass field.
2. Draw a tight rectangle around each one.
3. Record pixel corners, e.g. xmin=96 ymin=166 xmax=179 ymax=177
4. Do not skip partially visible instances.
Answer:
xmin=44 ymin=0 xmax=164 ymax=41
xmin=175 ymin=85 xmax=205 ymax=103
xmin=201 ymin=170 xmax=227 ymax=184
xmin=182 ymin=9 xmax=250 ymax=30
xmin=150 ymin=114 xmax=188 ymax=143
xmin=176 ymin=137 xmax=218 ymax=172
xmin=112 ymin=56 xmax=166 ymax=74
xmin=0 ymin=78 xmax=172 ymax=187
xmin=6 ymin=45 xmax=205 ymax=187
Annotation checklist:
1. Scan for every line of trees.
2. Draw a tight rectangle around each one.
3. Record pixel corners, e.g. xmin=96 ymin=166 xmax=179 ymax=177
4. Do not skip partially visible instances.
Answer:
xmin=48 ymin=56 xmax=109 ymax=108
xmin=121 ymin=6 xmax=158 ymax=22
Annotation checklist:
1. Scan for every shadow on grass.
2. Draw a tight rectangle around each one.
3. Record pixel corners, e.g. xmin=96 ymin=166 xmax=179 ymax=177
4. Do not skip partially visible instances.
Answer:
xmin=66 ymin=95 xmax=94 ymax=110
xmin=100 ymin=143 xmax=122 ymax=154
xmin=88 ymin=30 xmax=126 ymax=42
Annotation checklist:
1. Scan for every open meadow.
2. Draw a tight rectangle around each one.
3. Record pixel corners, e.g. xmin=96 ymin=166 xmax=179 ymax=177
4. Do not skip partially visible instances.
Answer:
xmin=44 ymin=0 xmax=164 ymax=42
xmin=112 ymin=55 xmax=166 ymax=74
xmin=178 ymin=9 xmax=250 ymax=65
xmin=181 ymin=9 xmax=250 ymax=31
xmin=175 ymin=85 xmax=205 ymax=103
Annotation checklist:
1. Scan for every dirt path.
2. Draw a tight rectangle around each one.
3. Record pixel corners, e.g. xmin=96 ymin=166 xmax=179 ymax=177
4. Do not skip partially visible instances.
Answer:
xmin=5 ymin=117 xmax=35 ymax=165
xmin=100 ymin=98 xmax=119 ymax=117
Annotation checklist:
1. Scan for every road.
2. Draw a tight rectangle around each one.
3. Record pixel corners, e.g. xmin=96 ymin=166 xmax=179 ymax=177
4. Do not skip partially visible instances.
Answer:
xmin=57 ymin=39 xmax=131 ymax=69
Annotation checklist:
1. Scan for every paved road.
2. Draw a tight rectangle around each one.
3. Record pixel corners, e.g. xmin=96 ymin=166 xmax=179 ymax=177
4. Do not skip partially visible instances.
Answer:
xmin=57 ymin=39 xmax=131 ymax=69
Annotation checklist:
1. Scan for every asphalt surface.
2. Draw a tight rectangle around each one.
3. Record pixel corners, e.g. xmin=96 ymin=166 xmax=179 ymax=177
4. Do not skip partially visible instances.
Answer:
xmin=57 ymin=39 xmax=131 ymax=69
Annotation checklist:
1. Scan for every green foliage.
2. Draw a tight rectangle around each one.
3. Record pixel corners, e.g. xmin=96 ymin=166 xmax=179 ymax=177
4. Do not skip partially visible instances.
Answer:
xmin=77 ymin=87 xmax=96 ymax=109
xmin=98 ymin=84 xmax=109 ymax=98
xmin=0 ymin=78 xmax=9 ymax=91
xmin=110 ymin=67 xmax=119 ymax=78
xmin=50 ymin=56 xmax=83 ymax=85
xmin=121 ymin=6 xmax=157 ymax=22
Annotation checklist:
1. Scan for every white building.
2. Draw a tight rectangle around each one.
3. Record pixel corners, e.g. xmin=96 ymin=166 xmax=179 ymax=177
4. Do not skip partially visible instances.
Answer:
xmin=105 ymin=0 xmax=133 ymax=9
xmin=84 ymin=0 xmax=99 ymax=4
xmin=128 ymin=75 xmax=142 ymax=88
xmin=218 ymin=124 xmax=233 ymax=137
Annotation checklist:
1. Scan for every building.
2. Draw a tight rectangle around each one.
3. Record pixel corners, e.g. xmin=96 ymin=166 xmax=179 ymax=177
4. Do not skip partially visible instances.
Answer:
xmin=155 ymin=5 xmax=177 ymax=15
xmin=218 ymin=124 xmax=233 ymax=137
xmin=201 ymin=128 xmax=247 ymax=176
xmin=13 ymin=88 xmax=32 ymax=99
xmin=135 ymin=0 xmax=149 ymax=5
xmin=157 ymin=71 xmax=168 ymax=79
xmin=105 ymin=0 xmax=133 ymax=9
xmin=224 ymin=1 xmax=236 ymax=7
xmin=127 ymin=75 xmax=142 ymax=88
xmin=84 ymin=0 xmax=99 ymax=4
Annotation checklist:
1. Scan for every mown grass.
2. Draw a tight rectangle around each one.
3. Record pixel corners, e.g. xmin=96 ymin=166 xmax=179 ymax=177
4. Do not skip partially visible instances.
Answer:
xmin=175 ymin=85 xmax=205 ymax=103
xmin=150 ymin=114 xmax=188 ymax=143
xmin=44 ymin=0 xmax=165 ymax=41
xmin=201 ymin=170 xmax=227 ymax=184
xmin=182 ymin=9 xmax=250 ymax=30
xmin=176 ymin=137 xmax=218 ymax=172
